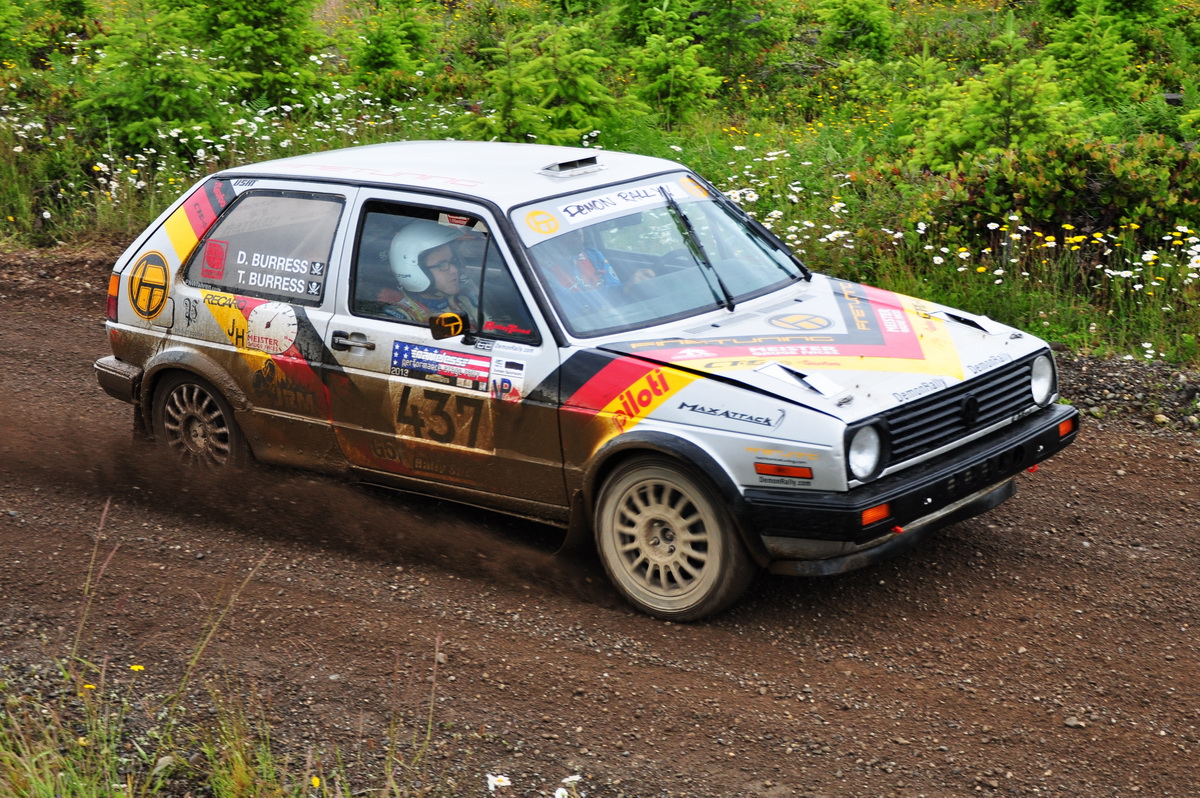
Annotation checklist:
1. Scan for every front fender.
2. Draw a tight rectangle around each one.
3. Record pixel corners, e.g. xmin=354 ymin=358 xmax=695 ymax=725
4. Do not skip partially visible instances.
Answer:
xmin=571 ymin=430 xmax=771 ymax=567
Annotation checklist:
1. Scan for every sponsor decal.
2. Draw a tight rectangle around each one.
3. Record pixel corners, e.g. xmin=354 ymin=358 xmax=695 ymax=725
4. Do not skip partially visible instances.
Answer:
xmin=678 ymin=401 xmax=784 ymax=428
xmin=892 ymin=378 xmax=950 ymax=403
xmin=757 ymin=474 xmax=811 ymax=487
xmin=610 ymin=368 xmax=676 ymax=431
xmin=749 ymin=345 xmax=839 ymax=357
xmin=246 ymin=301 xmax=299 ymax=355
xmin=876 ymin=306 xmax=910 ymax=333
xmin=558 ymin=182 xmax=686 ymax=226
xmin=526 ymin=210 xmax=559 ymax=235
xmin=487 ymin=340 xmax=537 ymax=355
xmin=202 ymin=240 xmax=228 ymax=279
xmin=679 ymin=176 xmax=709 ymax=198
xmin=489 ymin=359 xmax=526 ymax=403
xmin=746 ymin=447 xmax=820 ymax=461
xmin=615 ymin=281 xmax=963 ymax=379
xmin=128 ymin=251 xmax=170 ymax=320
xmin=967 ymin=353 xmax=1013 ymax=376
xmin=182 ymin=297 xmax=199 ymax=327
xmin=391 ymin=342 xmax=492 ymax=391
xmin=251 ymin=359 xmax=319 ymax=415
xmin=204 ymin=292 xmax=247 ymax=310
xmin=768 ymin=313 xmax=832 ymax=331
xmin=483 ymin=320 xmax=533 ymax=336
xmin=561 ymin=355 xmax=698 ymax=436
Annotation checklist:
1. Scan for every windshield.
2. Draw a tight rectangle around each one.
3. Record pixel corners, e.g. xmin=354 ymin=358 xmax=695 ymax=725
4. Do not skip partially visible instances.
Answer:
xmin=516 ymin=178 xmax=806 ymax=337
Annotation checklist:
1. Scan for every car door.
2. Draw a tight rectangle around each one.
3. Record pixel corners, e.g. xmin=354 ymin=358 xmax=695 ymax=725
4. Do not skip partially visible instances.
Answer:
xmin=320 ymin=193 xmax=568 ymax=510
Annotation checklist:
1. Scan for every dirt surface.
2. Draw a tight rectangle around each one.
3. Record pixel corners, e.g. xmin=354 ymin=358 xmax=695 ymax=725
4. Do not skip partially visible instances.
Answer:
xmin=2 ymin=247 xmax=1200 ymax=797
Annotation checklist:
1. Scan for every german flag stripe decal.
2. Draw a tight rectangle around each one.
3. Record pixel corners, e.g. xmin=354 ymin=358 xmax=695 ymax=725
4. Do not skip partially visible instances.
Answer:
xmin=560 ymin=352 xmax=699 ymax=436
xmin=163 ymin=178 xmax=237 ymax=263
xmin=563 ymin=355 xmax=663 ymax=417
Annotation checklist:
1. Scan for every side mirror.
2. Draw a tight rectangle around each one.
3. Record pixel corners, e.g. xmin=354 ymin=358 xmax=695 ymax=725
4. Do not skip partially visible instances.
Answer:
xmin=429 ymin=311 xmax=474 ymax=343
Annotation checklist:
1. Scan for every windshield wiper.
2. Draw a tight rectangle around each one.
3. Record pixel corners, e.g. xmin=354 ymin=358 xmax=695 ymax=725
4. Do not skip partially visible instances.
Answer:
xmin=658 ymin=186 xmax=736 ymax=311
xmin=713 ymin=192 xmax=812 ymax=281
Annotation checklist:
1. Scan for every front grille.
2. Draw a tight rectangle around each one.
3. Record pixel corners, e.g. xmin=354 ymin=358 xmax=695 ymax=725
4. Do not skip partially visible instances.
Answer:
xmin=885 ymin=357 xmax=1037 ymax=464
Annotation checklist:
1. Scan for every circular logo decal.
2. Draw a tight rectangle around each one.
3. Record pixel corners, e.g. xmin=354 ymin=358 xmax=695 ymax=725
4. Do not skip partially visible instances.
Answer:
xmin=680 ymin=176 xmax=709 ymax=198
xmin=128 ymin=251 xmax=170 ymax=320
xmin=525 ymin=210 xmax=559 ymax=235
xmin=769 ymin=313 xmax=833 ymax=331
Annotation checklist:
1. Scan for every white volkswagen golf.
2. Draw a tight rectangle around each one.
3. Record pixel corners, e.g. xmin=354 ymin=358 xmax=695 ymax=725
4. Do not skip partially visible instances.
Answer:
xmin=95 ymin=140 xmax=1079 ymax=620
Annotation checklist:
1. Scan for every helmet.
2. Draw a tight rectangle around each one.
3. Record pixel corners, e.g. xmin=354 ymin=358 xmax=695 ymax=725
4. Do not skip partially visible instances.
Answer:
xmin=389 ymin=221 xmax=463 ymax=292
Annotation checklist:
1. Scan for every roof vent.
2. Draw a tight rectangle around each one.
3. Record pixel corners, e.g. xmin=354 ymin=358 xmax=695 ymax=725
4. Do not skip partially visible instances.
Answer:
xmin=539 ymin=156 xmax=603 ymax=177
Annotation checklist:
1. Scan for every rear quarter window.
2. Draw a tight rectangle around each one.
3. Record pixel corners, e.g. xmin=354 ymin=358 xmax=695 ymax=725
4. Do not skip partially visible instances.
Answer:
xmin=184 ymin=190 xmax=344 ymax=305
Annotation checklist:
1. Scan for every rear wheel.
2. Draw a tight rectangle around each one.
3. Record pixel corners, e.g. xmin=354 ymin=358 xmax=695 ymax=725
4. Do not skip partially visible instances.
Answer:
xmin=594 ymin=457 xmax=756 ymax=621
xmin=152 ymin=373 xmax=247 ymax=468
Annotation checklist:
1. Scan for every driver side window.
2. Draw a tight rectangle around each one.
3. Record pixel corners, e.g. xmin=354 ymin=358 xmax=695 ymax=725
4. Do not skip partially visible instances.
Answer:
xmin=350 ymin=201 xmax=538 ymax=344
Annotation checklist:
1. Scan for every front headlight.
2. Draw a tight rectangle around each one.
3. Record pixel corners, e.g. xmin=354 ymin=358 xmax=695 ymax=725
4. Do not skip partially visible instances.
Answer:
xmin=847 ymin=424 xmax=883 ymax=482
xmin=1030 ymin=354 xmax=1056 ymax=407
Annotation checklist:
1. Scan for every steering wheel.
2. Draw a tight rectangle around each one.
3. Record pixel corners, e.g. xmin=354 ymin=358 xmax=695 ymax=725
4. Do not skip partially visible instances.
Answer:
xmin=653 ymin=248 xmax=696 ymax=272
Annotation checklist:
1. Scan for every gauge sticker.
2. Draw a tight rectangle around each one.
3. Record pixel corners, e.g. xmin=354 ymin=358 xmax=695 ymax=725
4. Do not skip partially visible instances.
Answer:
xmin=246 ymin=301 xmax=299 ymax=354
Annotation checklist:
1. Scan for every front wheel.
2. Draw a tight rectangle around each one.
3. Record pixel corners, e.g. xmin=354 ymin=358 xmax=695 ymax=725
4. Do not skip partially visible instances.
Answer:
xmin=594 ymin=458 xmax=756 ymax=621
xmin=152 ymin=372 xmax=247 ymax=468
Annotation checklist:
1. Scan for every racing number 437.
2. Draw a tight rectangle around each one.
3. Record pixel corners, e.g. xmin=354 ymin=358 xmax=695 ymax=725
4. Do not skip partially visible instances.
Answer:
xmin=396 ymin=385 xmax=487 ymax=449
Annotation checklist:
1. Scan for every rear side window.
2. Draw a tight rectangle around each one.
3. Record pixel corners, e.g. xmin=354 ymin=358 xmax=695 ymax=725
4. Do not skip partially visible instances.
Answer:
xmin=184 ymin=190 xmax=344 ymax=305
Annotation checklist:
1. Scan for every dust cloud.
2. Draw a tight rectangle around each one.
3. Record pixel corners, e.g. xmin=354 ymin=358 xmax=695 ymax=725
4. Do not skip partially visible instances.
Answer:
xmin=0 ymin=406 xmax=611 ymax=606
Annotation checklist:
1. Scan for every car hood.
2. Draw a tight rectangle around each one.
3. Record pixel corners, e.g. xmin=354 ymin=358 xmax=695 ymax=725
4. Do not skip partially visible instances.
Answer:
xmin=597 ymin=275 xmax=1048 ymax=422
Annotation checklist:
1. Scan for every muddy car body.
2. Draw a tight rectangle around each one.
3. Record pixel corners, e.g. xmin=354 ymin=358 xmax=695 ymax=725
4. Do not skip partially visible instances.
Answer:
xmin=96 ymin=141 xmax=1079 ymax=620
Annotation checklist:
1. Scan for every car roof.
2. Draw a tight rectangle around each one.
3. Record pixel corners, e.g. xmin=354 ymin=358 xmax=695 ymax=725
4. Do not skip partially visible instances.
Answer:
xmin=218 ymin=140 xmax=687 ymax=211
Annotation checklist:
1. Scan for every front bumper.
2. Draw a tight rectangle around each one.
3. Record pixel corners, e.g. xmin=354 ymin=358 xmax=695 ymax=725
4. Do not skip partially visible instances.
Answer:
xmin=742 ymin=402 xmax=1079 ymax=569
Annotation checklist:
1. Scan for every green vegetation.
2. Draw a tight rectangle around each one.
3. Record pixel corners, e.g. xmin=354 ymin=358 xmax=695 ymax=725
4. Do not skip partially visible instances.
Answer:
xmin=4 ymin=0 xmax=1200 ymax=361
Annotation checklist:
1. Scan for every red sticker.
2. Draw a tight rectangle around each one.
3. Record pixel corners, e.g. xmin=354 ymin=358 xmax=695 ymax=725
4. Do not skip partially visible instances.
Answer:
xmin=201 ymin=240 xmax=228 ymax=279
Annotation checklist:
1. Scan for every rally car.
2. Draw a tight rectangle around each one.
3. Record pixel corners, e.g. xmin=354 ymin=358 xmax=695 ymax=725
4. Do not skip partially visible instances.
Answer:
xmin=95 ymin=140 xmax=1079 ymax=621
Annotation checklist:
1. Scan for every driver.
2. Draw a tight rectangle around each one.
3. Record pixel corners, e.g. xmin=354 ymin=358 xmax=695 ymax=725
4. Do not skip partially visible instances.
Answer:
xmin=379 ymin=220 xmax=478 ymax=323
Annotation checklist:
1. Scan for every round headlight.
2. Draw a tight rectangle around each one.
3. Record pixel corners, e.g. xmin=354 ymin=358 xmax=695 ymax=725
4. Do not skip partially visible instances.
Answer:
xmin=1030 ymin=354 xmax=1055 ymax=407
xmin=848 ymin=425 xmax=883 ymax=481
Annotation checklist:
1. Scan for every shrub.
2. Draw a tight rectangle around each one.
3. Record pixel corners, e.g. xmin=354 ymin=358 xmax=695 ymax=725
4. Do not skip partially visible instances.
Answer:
xmin=611 ymin=0 xmax=694 ymax=44
xmin=689 ymin=0 xmax=789 ymax=82
xmin=911 ymin=135 xmax=1200 ymax=238
xmin=903 ymin=55 xmax=1094 ymax=174
xmin=815 ymin=0 xmax=894 ymax=59
xmin=77 ymin=11 xmax=246 ymax=153
xmin=625 ymin=34 xmax=721 ymax=128
xmin=1044 ymin=0 xmax=1142 ymax=106
xmin=347 ymin=2 xmax=437 ymax=102
xmin=161 ymin=0 xmax=331 ymax=105
xmin=461 ymin=22 xmax=636 ymax=145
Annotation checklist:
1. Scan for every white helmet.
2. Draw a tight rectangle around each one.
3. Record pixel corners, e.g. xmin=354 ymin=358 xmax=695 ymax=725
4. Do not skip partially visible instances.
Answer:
xmin=389 ymin=221 xmax=462 ymax=292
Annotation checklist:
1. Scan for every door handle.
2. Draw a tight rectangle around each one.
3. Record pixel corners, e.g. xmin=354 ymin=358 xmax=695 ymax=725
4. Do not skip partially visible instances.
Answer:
xmin=331 ymin=331 xmax=376 ymax=351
